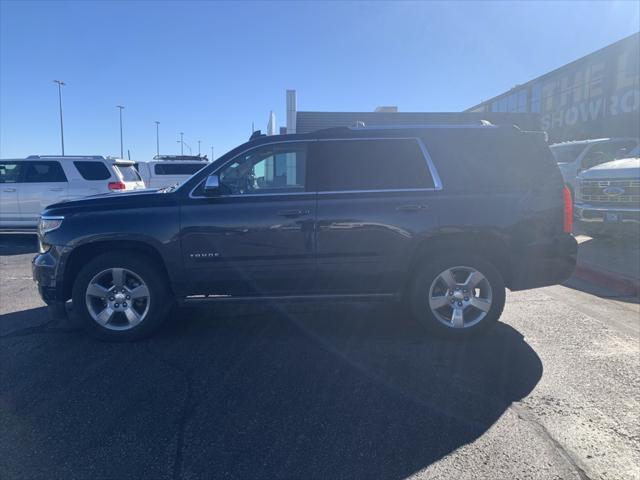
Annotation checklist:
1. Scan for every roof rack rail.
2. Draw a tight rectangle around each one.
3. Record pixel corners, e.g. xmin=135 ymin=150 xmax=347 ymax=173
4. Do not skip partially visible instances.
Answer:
xmin=26 ymin=155 xmax=106 ymax=159
xmin=152 ymin=155 xmax=208 ymax=161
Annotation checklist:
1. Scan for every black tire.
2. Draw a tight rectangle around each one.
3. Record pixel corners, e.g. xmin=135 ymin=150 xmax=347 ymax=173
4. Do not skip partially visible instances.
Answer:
xmin=409 ymin=254 xmax=506 ymax=339
xmin=71 ymin=251 xmax=172 ymax=341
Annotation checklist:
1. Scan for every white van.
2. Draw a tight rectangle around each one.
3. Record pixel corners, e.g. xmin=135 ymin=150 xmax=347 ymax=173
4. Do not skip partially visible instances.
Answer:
xmin=0 ymin=155 xmax=145 ymax=230
xmin=134 ymin=155 xmax=209 ymax=189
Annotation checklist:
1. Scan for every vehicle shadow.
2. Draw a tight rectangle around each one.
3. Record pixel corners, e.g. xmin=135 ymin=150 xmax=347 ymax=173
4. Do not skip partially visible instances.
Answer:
xmin=0 ymin=302 xmax=542 ymax=480
xmin=0 ymin=234 xmax=38 ymax=256
xmin=154 ymin=302 xmax=544 ymax=479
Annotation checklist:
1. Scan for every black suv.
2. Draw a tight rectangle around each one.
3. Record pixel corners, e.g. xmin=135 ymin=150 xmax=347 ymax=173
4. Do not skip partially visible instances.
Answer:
xmin=33 ymin=124 xmax=577 ymax=341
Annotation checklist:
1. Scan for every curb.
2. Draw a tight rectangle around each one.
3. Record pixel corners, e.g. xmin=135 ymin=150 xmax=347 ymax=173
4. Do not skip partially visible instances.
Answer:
xmin=573 ymin=262 xmax=640 ymax=297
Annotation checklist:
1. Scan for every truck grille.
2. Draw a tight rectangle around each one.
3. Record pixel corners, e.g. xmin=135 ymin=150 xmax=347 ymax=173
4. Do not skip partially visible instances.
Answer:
xmin=579 ymin=179 xmax=640 ymax=205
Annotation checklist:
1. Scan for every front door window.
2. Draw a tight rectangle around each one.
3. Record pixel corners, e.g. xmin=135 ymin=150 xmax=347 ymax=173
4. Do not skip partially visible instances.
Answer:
xmin=218 ymin=144 xmax=307 ymax=195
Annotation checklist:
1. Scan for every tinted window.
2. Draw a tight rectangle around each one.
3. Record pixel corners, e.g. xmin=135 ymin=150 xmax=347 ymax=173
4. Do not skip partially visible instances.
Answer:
xmin=310 ymin=139 xmax=434 ymax=192
xmin=218 ymin=143 xmax=307 ymax=195
xmin=422 ymin=129 xmax=561 ymax=191
xmin=74 ymin=161 xmax=111 ymax=180
xmin=114 ymin=165 xmax=142 ymax=181
xmin=23 ymin=161 xmax=67 ymax=183
xmin=154 ymin=163 xmax=205 ymax=175
xmin=0 ymin=162 xmax=24 ymax=183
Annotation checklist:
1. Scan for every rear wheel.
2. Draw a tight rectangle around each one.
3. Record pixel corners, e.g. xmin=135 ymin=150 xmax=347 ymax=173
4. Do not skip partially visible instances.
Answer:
xmin=71 ymin=251 xmax=172 ymax=341
xmin=410 ymin=255 xmax=505 ymax=338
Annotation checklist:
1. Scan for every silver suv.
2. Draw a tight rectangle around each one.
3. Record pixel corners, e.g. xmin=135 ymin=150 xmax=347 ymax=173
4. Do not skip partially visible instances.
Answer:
xmin=0 ymin=155 xmax=145 ymax=230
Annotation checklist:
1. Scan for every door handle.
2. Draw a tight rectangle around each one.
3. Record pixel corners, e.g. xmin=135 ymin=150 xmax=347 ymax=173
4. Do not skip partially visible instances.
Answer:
xmin=49 ymin=188 xmax=64 ymax=192
xmin=3 ymin=188 xmax=16 ymax=192
xmin=277 ymin=209 xmax=310 ymax=218
xmin=396 ymin=204 xmax=428 ymax=212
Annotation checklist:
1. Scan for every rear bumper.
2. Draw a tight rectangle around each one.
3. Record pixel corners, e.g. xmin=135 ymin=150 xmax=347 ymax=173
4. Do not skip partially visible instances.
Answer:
xmin=509 ymin=233 xmax=577 ymax=291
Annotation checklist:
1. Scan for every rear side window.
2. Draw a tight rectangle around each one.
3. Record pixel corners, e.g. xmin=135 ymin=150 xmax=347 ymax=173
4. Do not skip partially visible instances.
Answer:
xmin=0 ymin=162 xmax=24 ymax=183
xmin=73 ymin=161 xmax=111 ymax=180
xmin=23 ymin=161 xmax=67 ymax=183
xmin=114 ymin=165 xmax=142 ymax=181
xmin=310 ymin=139 xmax=434 ymax=192
xmin=422 ymin=129 xmax=561 ymax=191
xmin=154 ymin=163 xmax=205 ymax=175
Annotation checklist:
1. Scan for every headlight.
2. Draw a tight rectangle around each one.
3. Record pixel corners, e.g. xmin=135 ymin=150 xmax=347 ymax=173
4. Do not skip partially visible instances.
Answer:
xmin=38 ymin=216 xmax=64 ymax=236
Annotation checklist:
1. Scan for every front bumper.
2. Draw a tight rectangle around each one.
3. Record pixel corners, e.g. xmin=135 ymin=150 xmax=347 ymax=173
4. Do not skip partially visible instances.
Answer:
xmin=32 ymin=246 xmax=66 ymax=306
xmin=574 ymin=203 xmax=640 ymax=225
xmin=509 ymin=233 xmax=578 ymax=291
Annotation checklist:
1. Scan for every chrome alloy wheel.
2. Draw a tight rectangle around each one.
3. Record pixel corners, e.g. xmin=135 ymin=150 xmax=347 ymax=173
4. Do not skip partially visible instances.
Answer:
xmin=85 ymin=268 xmax=150 ymax=331
xmin=428 ymin=266 xmax=493 ymax=329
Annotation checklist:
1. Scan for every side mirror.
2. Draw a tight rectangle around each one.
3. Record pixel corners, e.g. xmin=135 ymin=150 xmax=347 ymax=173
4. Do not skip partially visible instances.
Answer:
xmin=203 ymin=174 xmax=221 ymax=195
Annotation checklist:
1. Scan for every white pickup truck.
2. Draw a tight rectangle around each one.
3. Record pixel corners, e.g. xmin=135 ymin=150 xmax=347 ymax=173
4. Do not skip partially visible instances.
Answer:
xmin=550 ymin=138 xmax=639 ymax=200
xmin=574 ymin=157 xmax=640 ymax=238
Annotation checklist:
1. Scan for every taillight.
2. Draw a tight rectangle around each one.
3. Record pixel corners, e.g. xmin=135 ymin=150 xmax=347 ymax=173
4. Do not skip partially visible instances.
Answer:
xmin=108 ymin=181 xmax=126 ymax=191
xmin=563 ymin=185 xmax=573 ymax=233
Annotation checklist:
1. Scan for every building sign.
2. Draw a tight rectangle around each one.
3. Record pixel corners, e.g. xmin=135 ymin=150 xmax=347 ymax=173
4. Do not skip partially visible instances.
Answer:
xmin=539 ymin=51 xmax=639 ymax=133
xmin=467 ymin=33 xmax=640 ymax=143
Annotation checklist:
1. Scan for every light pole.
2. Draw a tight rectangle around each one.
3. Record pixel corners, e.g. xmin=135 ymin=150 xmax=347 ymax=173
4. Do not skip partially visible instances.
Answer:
xmin=210 ymin=146 xmax=214 ymax=160
xmin=116 ymin=105 xmax=125 ymax=158
xmin=179 ymin=132 xmax=184 ymax=155
xmin=154 ymin=121 xmax=160 ymax=157
xmin=53 ymin=80 xmax=65 ymax=155
xmin=197 ymin=140 xmax=201 ymax=156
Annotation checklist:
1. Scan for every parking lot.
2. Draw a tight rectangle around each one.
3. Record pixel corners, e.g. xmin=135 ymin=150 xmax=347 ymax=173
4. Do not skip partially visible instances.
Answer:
xmin=1 ymin=235 xmax=639 ymax=480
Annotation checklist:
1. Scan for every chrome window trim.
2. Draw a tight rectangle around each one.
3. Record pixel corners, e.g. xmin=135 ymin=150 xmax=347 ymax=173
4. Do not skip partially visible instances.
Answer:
xmin=347 ymin=123 xmax=497 ymax=130
xmin=189 ymin=136 xmax=443 ymax=199
xmin=417 ymin=138 xmax=443 ymax=190
xmin=317 ymin=188 xmax=438 ymax=195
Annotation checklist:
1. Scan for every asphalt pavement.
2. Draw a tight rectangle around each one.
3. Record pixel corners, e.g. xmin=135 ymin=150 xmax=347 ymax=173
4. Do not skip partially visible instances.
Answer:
xmin=1 ymin=235 xmax=638 ymax=480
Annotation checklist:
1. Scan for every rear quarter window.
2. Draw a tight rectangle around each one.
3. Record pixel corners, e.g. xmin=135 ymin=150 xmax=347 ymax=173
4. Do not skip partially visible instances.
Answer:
xmin=73 ymin=161 xmax=112 ymax=180
xmin=421 ymin=129 xmax=561 ymax=192
xmin=154 ymin=163 xmax=205 ymax=175
xmin=114 ymin=165 xmax=142 ymax=181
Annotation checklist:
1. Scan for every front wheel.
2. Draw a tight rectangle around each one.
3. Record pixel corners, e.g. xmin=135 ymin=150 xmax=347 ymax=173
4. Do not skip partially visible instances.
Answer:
xmin=71 ymin=252 xmax=172 ymax=341
xmin=410 ymin=255 xmax=506 ymax=338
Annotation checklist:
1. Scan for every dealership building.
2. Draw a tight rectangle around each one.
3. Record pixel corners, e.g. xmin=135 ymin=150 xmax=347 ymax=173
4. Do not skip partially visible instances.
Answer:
xmin=466 ymin=32 xmax=639 ymax=143
xmin=285 ymin=33 xmax=638 ymax=144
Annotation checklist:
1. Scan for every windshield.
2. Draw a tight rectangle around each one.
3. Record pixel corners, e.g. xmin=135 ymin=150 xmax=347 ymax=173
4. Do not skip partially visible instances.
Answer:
xmin=550 ymin=144 xmax=587 ymax=164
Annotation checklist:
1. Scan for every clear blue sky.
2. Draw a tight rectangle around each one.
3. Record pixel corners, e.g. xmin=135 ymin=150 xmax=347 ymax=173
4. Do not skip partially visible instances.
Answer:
xmin=1 ymin=0 xmax=638 ymax=160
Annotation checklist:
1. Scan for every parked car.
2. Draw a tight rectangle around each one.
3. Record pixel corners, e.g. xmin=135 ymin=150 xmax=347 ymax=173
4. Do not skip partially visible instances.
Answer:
xmin=33 ymin=124 xmax=577 ymax=341
xmin=0 ymin=155 xmax=145 ymax=230
xmin=134 ymin=155 xmax=209 ymax=189
xmin=575 ymin=156 xmax=640 ymax=238
xmin=550 ymin=138 xmax=639 ymax=199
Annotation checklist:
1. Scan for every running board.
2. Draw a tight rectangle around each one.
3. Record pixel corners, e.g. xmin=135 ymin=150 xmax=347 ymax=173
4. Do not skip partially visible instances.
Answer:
xmin=182 ymin=293 xmax=398 ymax=304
